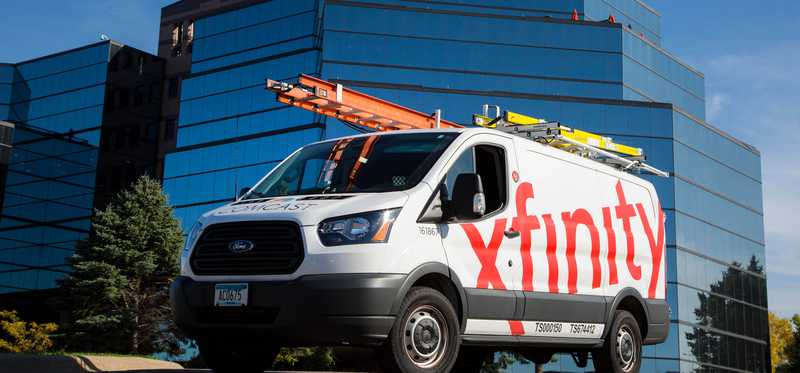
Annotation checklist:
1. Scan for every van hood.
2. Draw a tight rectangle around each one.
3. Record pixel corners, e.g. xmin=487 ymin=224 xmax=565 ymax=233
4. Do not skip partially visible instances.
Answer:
xmin=201 ymin=192 xmax=410 ymax=226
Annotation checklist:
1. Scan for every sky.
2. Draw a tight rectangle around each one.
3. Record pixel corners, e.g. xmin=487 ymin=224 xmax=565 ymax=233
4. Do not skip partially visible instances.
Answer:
xmin=0 ymin=1 xmax=797 ymax=317
xmin=656 ymin=1 xmax=800 ymax=318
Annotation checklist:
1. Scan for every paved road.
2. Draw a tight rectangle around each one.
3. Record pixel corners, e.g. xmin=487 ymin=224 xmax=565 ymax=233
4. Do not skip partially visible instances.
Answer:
xmin=0 ymin=353 xmax=375 ymax=373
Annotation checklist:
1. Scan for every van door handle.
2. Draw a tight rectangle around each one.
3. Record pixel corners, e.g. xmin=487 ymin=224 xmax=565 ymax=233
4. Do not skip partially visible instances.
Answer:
xmin=504 ymin=228 xmax=520 ymax=238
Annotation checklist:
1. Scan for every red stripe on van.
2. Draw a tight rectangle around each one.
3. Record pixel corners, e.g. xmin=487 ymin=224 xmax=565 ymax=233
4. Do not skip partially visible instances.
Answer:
xmin=542 ymin=214 xmax=559 ymax=293
xmin=615 ymin=181 xmax=642 ymax=280
xmin=602 ymin=207 xmax=619 ymax=285
xmin=636 ymin=203 xmax=666 ymax=299
xmin=512 ymin=182 xmax=540 ymax=292
xmin=562 ymin=209 xmax=602 ymax=293
xmin=462 ymin=219 xmax=508 ymax=290
xmin=509 ymin=320 xmax=525 ymax=336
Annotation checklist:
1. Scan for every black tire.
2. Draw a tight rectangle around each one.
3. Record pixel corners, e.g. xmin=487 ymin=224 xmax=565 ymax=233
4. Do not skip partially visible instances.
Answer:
xmin=381 ymin=286 xmax=461 ymax=373
xmin=593 ymin=310 xmax=642 ymax=373
xmin=198 ymin=338 xmax=279 ymax=373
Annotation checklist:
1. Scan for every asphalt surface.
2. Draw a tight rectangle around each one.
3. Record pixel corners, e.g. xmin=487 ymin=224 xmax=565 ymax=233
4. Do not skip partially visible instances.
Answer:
xmin=0 ymin=353 xmax=376 ymax=373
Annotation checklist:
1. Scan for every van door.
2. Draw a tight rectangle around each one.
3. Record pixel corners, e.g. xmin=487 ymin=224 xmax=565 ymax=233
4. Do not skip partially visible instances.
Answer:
xmin=437 ymin=135 xmax=523 ymax=336
xmin=517 ymin=145 xmax=607 ymax=336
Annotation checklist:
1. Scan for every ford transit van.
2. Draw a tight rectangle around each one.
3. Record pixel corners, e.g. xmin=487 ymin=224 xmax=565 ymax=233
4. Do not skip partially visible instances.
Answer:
xmin=170 ymin=125 xmax=668 ymax=373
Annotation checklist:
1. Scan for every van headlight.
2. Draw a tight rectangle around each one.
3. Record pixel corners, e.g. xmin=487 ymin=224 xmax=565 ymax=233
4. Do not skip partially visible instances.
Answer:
xmin=181 ymin=221 xmax=203 ymax=257
xmin=318 ymin=208 xmax=401 ymax=246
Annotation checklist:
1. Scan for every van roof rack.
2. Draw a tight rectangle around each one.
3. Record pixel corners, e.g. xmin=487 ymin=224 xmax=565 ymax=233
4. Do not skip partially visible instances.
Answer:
xmin=266 ymin=74 xmax=668 ymax=178
xmin=473 ymin=106 xmax=669 ymax=177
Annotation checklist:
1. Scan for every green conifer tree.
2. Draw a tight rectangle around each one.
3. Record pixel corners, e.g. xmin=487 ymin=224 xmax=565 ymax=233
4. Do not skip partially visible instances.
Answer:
xmin=60 ymin=175 xmax=185 ymax=354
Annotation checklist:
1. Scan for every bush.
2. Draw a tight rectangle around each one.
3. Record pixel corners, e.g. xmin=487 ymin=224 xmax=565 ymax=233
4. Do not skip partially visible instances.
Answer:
xmin=272 ymin=347 xmax=336 ymax=370
xmin=0 ymin=310 xmax=59 ymax=353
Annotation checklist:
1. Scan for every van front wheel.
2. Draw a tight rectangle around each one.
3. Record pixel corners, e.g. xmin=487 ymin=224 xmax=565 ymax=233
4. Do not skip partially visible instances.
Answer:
xmin=382 ymin=286 xmax=460 ymax=373
xmin=593 ymin=310 xmax=642 ymax=373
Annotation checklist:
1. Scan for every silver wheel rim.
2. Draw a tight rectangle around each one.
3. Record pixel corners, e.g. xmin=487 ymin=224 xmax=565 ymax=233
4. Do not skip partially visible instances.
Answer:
xmin=616 ymin=325 xmax=637 ymax=372
xmin=403 ymin=305 xmax=448 ymax=368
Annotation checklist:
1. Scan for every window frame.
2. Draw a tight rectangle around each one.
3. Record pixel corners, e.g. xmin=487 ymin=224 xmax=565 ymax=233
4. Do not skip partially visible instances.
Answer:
xmin=437 ymin=140 xmax=510 ymax=223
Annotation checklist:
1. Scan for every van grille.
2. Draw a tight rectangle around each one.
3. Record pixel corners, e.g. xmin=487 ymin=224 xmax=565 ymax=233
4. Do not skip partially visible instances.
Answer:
xmin=190 ymin=221 xmax=303 ymax=275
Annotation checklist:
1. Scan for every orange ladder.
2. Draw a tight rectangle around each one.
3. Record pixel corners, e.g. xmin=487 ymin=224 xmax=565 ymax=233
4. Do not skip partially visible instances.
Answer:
xmin=266 ymin=74 xmax=462 ymax=131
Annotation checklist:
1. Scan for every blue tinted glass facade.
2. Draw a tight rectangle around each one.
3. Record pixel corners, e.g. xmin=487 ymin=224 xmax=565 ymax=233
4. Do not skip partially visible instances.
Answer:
xmin=162 ymin=0 xmax=324 ymax=227
xmin=0 ymin=43 xmax=109 ymax=294
xmin=162 ymin=1 xmax=767 ymax=371
xmin=0 ymin=65 xmax=11 ymax=119
xmin=0 ymin=41 xmax=165 ymax=298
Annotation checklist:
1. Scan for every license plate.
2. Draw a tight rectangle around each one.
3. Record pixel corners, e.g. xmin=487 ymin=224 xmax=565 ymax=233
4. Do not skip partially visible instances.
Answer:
xmin=214 ymin=283 xmax=248 ymax=307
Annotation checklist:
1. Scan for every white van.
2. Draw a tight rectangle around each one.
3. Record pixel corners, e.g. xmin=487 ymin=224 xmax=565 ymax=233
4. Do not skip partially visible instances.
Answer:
xmin=170 ymin=126 xmax=668 ymax=373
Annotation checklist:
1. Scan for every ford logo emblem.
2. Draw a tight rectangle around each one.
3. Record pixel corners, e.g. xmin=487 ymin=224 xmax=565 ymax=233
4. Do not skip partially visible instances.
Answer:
xmin=228 ymin=239 xmax=255 ymax=253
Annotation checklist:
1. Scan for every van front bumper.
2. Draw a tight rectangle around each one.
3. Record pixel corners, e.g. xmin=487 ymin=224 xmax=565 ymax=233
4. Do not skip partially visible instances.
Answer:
xmin=169 ymin=274 xmax=405 ymax=346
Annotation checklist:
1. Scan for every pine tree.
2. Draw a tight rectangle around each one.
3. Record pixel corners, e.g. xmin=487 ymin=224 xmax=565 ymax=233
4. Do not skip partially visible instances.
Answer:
xmin=60 ymin=175 xmax=185 ymax=354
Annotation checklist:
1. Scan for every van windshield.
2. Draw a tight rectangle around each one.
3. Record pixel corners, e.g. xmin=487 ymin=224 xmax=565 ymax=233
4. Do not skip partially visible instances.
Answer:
xmin=244 ymin=132 xmax=458 ymax=198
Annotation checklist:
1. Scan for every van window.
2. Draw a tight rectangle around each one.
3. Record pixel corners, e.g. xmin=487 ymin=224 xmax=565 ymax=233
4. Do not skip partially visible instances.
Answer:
xmin=245 ymin=132 xmax=458 ymax=198
xmin=444 ymin=144 xmax=506 ymax=216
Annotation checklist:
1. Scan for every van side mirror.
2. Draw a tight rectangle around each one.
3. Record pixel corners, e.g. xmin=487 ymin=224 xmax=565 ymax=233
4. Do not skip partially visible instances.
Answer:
xmin=238 ymin=187 xmax=251 ymax=199
xmin=451 ymin=173 xmax=486 ymax=220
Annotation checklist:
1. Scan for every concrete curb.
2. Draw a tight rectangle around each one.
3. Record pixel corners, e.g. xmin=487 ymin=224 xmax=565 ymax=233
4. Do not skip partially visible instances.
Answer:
xmin=0 ymin=353 xmax=183 ymax=373
xmin=74 ymin=355 xmax=183 ymax=372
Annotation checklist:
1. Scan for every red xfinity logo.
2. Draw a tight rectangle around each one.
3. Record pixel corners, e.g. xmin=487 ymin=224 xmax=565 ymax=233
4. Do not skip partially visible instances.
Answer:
xmin=461 ymin=180 xmax=665 ymax=299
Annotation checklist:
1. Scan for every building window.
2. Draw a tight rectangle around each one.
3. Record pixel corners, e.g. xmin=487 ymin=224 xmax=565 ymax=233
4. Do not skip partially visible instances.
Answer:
xmin=171 ymin=24 xmax=181 ymax=47
xmin=148 ymin=82 xmax=161 ymax=104
xmin=185 ymin=21 xmax=195 ymax=53
xmin=168 ymin=77 xmax=179 ymax=99
xmin=118 ymin=89 xmax=129 ymax=109
xmin=171 ymin=23 xmax=183 ymax=57
xmin=110 ymin=167 xmax=122 ymax=190
xmin=134 ymin=85 xmax=145 ymax=106
xmin=122 ymin=52 xmax=132 ymax=69
xmin=128 ymin=125 xmax=140 ymax=147
xmin=137 ymin=55 xmax=145 ymax=75
xmin=115 ymin=128 xmax=126 ymax=150
xmin=164 ymin=119 xmax=176 ymax=141
xmin=0 ymin=125 xmax=12 ymax=145
xmin=146 ymin=122 xmax=158 ymax=143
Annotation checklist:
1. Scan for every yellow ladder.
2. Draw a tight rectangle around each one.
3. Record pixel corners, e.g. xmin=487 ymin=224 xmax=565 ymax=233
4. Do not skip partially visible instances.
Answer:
xmin=473 ymin=105 xmax=668 ymax=177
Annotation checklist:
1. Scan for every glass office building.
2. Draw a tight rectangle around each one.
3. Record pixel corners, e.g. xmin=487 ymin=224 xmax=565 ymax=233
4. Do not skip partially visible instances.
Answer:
xmin=163 ymin=0 xmax=767 ymax=371
xmin=0 ymin=42 xmax=165 ymax=319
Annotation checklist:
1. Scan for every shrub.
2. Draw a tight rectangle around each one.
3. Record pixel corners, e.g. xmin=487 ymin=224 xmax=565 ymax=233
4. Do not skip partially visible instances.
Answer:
xmin=273 ymin=347 xmax=336 ymax=370
xmin=0 ymin=310 xmax=59 ymax=353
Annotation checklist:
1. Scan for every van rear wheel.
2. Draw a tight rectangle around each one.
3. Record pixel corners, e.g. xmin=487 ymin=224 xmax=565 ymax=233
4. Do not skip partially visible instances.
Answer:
xmin=593 ymin=310 xmax=642 ymax=373
xmin=381 ymin=286 xmax=460 ymax=373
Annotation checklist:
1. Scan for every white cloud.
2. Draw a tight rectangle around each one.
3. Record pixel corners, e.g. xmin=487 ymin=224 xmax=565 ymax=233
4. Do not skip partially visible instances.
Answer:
xmin=706 ymin=93 xmax=728 ymax=122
